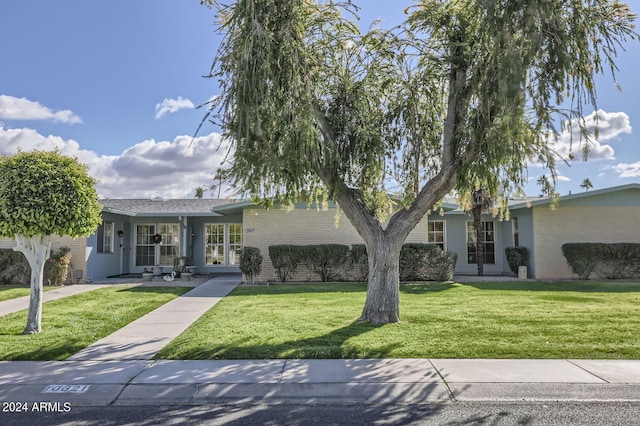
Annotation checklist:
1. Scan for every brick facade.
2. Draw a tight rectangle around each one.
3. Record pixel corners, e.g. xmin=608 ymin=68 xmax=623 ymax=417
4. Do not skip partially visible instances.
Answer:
xmin=243 ymin=206 xmax=430 ymax=282
xmin=532 ymin=206 xmax=640 ymax=279
xmin=0 ymin=236 xmax=87 ymax=284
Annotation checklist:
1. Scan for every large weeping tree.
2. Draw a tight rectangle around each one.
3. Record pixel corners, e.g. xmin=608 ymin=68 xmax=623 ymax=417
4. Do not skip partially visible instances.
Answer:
xmin=203 ymin=0 xmax=637 ymax=323
xmin=0 ymin=151 xmax=102 ymax=334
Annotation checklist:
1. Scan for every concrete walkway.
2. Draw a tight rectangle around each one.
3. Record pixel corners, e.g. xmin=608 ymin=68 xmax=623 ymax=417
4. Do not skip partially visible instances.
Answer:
xmin=67 ymin=276 xmax=240 ymax=361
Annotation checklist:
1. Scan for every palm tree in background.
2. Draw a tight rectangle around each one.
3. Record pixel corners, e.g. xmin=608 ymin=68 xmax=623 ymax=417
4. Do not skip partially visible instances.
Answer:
xmin=580 ymin=178 xmax=593 ymax=192
xmin=194 ymin=167 xmax=231 ymax=199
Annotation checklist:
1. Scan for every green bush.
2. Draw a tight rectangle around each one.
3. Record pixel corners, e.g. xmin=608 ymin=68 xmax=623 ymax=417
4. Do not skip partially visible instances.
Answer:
xmin=505 ymin=246 xmax=528 ymax=274
xmin=0 ymin=249 xmax=30 ymax=285
xmin=268 ymin=245 xmax=305 ymax=282
xmin=399 ymin=244 xmax=457 ymax=281
xmin=44 ymin=247 xmax=72 ymax=286
xmin=239 ymin=247 xmax=263 ymax=285
xmin=303 ymin=244 xmax=350 ymax=282
xmin=562 ymin=243 xmax=640 ymax=280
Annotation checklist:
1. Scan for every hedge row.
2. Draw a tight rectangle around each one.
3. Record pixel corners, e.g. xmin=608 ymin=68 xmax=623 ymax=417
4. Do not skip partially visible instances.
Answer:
xmin=562 ymin=243 xmax=640 ymax=280
xmin=267 ymin=243 xmax=457 ymax=282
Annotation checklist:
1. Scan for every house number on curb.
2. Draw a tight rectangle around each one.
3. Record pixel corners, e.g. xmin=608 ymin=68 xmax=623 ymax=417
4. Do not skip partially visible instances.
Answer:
xmin=42 ymin=384 xmax=90 ymax=394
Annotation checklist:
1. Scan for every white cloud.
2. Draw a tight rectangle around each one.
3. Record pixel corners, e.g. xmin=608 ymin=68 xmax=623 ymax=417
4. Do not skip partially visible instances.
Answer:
xmin=155 ymin=96 xmax=195 ymax=119
xmin=0 ymin=126 xmax=233 ymax=199
xmin=0 ymin=95 xmax=82 ymax=124
xmin=549 ymin=110 xmax=631 ymax=161
xmin=608 ymin=162 xmax=640 ymax=178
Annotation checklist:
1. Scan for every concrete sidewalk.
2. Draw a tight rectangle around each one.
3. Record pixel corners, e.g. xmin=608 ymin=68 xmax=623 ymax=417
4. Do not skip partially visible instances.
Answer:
xmin=67 ymin=277 xmax=240 ymax=361
xmin=0 ymin=359 xmax=639 ymax=406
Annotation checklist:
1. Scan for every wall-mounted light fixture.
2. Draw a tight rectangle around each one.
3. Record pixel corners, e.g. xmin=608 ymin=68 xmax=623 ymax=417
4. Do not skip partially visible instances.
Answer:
xmin=117 ymin=230 xmax=124 ymax=238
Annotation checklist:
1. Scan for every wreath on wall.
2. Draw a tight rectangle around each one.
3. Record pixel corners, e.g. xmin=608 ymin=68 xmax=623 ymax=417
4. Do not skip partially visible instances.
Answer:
xmin=152 ymin=233 xmax=162 ymax=244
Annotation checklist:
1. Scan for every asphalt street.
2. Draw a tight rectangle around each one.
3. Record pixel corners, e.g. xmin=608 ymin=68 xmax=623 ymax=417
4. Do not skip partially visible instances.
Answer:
xmin=2 ymin=402 xmax=640 ymax=425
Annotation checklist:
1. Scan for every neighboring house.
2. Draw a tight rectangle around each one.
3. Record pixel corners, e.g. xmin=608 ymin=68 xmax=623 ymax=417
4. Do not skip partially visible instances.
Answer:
xmin=2 ymin=184 xmax=637 ymax=282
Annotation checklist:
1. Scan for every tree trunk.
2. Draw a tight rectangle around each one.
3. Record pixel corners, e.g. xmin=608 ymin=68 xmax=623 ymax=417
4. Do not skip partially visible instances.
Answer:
xmin=13 ymin=235 xmax=51 ymax=334
xmin=359 ymin=236 xmax=402 ymax=324
xmin=472 ymin=206 xmax=485 ymax=276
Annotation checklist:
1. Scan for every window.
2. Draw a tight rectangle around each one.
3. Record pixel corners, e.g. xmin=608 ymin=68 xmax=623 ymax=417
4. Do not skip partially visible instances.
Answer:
xmin=467 ymin=221 xmax=496 ymax=264
xmin=229 ymin=224 xmax=243 ymax=265
xmin=159 ymin=224 xmax=180 ymax=265
xmin=427 ymin=220 xmax=446 ymax=250
xmin=205 ymin=223 xmax=243 ymax=266
xmin=512 ymin=217 xmax=519 ymax=247
xmin=205 ymin=224 xmax=225 ymax=265
xmin=135 ymin=223 xmax=180 ymax=266
xmin=97 ymin=221 xmax=114 ymax=253
xmin=135 ymin=225 xmax=156 ymax=266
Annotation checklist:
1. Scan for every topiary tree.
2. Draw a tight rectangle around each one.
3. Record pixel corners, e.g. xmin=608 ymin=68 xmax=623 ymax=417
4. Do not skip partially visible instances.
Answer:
xmin=0 ymin=151 xmax=102 ymax=334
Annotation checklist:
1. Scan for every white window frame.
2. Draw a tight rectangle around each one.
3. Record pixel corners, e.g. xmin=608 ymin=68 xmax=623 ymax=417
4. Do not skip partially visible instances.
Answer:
xmin=98 ymin=220 xmax=115 ymax=253
xmin=512 ymin=217 xmax=520 ymax=247
xmin=228 ymin=223 xmax=243 ymax=266
xmin=427 ymin=220 xmax=446 ymax=251
xmin=135 ymin=223 xmax=180 ymax=267
xmin=204 ymin=223 xmax=243 ymax=266
xmin=466 ymin=221 xmax=496 ymax=264
xmin=205 ymin=224 xmax=225 ymax=265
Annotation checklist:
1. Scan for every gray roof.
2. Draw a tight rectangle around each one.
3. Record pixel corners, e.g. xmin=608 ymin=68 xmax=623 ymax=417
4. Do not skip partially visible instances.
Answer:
xmin=100 ymin=198 xmax=239 ymax=217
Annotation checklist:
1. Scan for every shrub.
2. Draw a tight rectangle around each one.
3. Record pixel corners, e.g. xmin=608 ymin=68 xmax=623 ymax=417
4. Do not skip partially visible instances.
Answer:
xmin=44 ymin=247 xmax=72 ymax=286
xmin=505 ymin=246 xmax=528 ymax=274
xmin=562 ymin=243 xmax=640 ymax=280
xmin=239 ymin=247 xmax=263 ymax=285
xmin=350 ymin=244 xmax=368 ymax=282
xmin=303 ymin=244 xmax=350 ymax=282
xmin=562 ymin=243 xmax=606 ymax=280
xmin=0 ymin=249 xmax=30 ymax=285
xmin=268 ymin=245 xmax=305 ymax=282
xmin=399 ymin=244 xmax=457 ymax=281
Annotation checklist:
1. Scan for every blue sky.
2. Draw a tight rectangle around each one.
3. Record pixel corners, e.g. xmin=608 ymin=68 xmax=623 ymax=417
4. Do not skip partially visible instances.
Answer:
xmin=1 ymin=0 xmax=638 ymax=199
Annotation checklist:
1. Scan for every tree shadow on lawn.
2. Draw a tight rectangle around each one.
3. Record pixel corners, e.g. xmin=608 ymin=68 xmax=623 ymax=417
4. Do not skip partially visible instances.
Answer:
xmin=161 ymin=321 xmax=402 ymax=360
xmin=226 ymin=283 xmax=368 ymax=297
xmin=0 ymin=335 xmax=86 ymax=361
xmin=463 ymin=280 xmax=640 ymax=293
xmin=228 ymin=282 xmax=456 ymax=298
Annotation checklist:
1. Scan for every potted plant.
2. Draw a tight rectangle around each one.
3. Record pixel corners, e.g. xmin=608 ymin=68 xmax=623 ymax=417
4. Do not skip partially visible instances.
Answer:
xmin=141 ymin=268 xmax=154 ymax=281
xmin=185 ymin=259 xmax=196 ymax=275
xmin=181 ymin=268 xmax=193 ymax=281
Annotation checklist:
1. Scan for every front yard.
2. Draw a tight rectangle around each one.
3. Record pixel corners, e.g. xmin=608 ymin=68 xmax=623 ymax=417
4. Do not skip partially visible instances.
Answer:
xmin=156 ymin=281 xmax=640 ymax=360
xmin=0 ymin=286 xmax=189 ymax=360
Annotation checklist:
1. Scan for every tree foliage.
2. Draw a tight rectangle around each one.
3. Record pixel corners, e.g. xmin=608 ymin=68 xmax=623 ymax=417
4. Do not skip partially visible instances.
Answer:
xmin=0 ymin=150 xmax=103 ymax=238
xmin=202 ymin=0 xmax=637 ymax=323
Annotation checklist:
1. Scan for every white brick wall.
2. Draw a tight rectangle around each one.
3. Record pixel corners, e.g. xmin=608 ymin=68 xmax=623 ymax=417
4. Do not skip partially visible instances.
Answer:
xmin=243 ymin=207 xmax=429 ymax=281
xmin=0 ymin=236 xmax=87 ymax=283
xmin=533 ymin=206 xmax=640 ymax=279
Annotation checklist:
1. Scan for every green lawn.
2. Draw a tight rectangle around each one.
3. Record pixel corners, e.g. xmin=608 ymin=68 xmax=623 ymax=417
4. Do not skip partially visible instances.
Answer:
xmin=157 ymin=281 xmax=640 ymax=360
xmin=0 ymin=285 xmax=57 ymax=302
xmin=0 ymin=286 xmax=189 ymax=360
